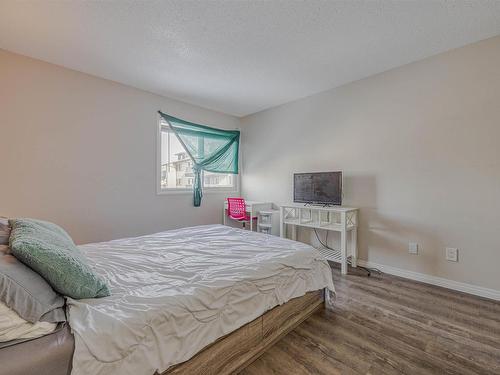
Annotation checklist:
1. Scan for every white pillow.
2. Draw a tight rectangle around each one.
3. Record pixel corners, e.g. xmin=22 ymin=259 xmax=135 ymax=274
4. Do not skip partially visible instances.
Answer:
xmin=0 ymin=301 xmax=56 ymax=342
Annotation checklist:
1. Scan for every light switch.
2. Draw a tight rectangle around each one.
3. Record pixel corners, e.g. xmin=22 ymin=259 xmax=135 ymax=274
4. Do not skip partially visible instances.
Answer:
xmin=409 ymin=242 xmax=418 ymax=254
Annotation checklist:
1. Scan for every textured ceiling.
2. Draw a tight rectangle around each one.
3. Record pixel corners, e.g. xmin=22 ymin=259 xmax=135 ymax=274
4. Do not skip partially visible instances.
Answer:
xmin=1 ymin=1 xmax=500 ymax=117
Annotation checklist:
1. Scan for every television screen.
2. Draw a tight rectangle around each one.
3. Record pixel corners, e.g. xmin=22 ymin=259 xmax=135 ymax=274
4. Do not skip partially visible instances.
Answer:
xmin=293 ymin=172 xmax=342 ymax=205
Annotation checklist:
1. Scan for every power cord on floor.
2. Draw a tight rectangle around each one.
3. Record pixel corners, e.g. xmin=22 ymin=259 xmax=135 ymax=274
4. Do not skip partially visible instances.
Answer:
xmin=313 ymin=228 xmax=381 ymax=277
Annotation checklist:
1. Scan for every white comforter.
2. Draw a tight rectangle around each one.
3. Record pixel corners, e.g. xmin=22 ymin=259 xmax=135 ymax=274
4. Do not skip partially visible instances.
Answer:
xmin=68 ymin=224 xmax=335 ymax=375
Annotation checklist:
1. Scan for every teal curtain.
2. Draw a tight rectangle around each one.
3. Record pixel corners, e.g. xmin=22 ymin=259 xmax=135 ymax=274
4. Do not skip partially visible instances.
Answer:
xmin=158 ymin=111 xmax=240 ymax=207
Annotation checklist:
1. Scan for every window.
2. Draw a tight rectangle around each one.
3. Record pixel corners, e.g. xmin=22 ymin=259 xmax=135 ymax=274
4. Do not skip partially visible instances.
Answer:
xmin=158 ymin=118 xmax=236 ymax=192
xmin=160 ymin=129 xmax=194 ymax=189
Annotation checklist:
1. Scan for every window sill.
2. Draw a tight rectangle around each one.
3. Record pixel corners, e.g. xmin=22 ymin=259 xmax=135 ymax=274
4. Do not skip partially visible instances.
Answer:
xmin=157 ymin=188 xmax=238 ymax=196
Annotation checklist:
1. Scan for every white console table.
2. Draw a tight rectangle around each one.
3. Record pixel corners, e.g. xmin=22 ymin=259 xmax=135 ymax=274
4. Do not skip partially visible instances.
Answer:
xmin=279 ymin=203 xmax=358 ymax=274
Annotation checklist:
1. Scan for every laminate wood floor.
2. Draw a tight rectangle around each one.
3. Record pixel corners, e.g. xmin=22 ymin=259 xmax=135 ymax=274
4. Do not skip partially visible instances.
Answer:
xmin=241 ymin=265 xmax=500 ymax=375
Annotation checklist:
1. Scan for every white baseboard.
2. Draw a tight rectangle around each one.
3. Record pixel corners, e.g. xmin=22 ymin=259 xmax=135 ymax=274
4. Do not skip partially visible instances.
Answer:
xmin=357 ymin=260 xmax=500 ymax=301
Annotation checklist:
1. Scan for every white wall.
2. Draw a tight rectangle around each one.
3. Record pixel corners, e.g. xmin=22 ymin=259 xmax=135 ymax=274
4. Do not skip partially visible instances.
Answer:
xmin=241 ymin=36 xmax=500 ymax=291
xmin=0 ymin=49 xmax=239 ymax=244
xmin=2 ymin=36 xmax=500 ymax=292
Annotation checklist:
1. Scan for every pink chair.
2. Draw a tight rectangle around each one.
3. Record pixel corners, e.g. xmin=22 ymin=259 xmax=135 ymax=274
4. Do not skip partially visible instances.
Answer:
xmin=226 ymin=198 xmax=257 ymax=229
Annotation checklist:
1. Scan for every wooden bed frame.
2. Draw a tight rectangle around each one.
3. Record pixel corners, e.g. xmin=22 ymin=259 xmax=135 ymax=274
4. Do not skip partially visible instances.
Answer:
xmin=162 ymin=289 xmax=325 ymax=375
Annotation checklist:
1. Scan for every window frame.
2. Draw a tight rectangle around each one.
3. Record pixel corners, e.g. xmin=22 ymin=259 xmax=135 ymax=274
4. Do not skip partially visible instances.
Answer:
xmin=156 ymin=114 xmax=239 ymax=195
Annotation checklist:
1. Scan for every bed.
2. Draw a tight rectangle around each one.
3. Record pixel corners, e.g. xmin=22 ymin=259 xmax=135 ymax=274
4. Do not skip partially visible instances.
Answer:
xmin=0 ymin=224 xmax=335 ymax=375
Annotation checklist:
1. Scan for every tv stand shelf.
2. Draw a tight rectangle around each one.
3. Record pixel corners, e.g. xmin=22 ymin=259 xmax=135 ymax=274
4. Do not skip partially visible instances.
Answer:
xmin=279 ymin=203 xmax=358 ymax=274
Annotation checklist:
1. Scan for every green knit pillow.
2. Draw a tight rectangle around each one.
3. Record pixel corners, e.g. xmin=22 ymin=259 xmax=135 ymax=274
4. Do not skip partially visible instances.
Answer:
xmin=9 ymin=218 xmax=110 ymax=299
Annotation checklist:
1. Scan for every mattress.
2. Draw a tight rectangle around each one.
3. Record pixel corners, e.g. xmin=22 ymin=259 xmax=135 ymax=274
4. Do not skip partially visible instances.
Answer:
xmin=67 ymin=224 xmax=335 ymax=375
xmin=0 ymin=324 xmax=74 ymax=375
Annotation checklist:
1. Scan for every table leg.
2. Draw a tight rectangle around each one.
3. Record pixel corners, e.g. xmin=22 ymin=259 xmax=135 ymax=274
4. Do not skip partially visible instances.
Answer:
xmin=280 ymin=207 xmax=284 ymax=238
xmin=340 ymin=212 xmax=347 ymax=274
xmin=223 ymin=208 xmax=226 ymax=226
xmin=351 ymin=227 xmax=358 ymax=268
xmin=341 ymin=230 xmax=347 ymax=274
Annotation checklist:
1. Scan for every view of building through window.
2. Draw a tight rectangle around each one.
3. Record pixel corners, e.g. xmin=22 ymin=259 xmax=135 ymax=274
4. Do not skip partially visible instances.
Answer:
xmin=204 ymin=171 xmax=234 ymax=188
xmin=160 ymin=126 xmax=234 ymax=189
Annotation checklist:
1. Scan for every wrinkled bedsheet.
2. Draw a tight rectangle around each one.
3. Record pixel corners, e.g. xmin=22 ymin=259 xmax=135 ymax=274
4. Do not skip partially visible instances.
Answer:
xmin=68 ymin=224 xmax=335 ymax=375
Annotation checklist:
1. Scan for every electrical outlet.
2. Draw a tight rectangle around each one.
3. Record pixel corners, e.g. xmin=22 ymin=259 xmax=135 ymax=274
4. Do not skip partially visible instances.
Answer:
xmin=446 ymin=248 xmax=458 ymax=262
xmin=408 ymin=242 xmax=418 ymax=254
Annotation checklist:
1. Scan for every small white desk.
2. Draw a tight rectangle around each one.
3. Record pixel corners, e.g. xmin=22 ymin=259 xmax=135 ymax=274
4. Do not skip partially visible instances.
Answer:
xmin=223 ymin=200 xmax=273 ymax=231
xmin=280 ymin=203 xmax=358 ymax=274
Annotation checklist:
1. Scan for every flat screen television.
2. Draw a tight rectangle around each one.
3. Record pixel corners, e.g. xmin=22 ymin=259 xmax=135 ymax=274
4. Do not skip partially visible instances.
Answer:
xmin=293 ymin=172 xmax=342 ymax=205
